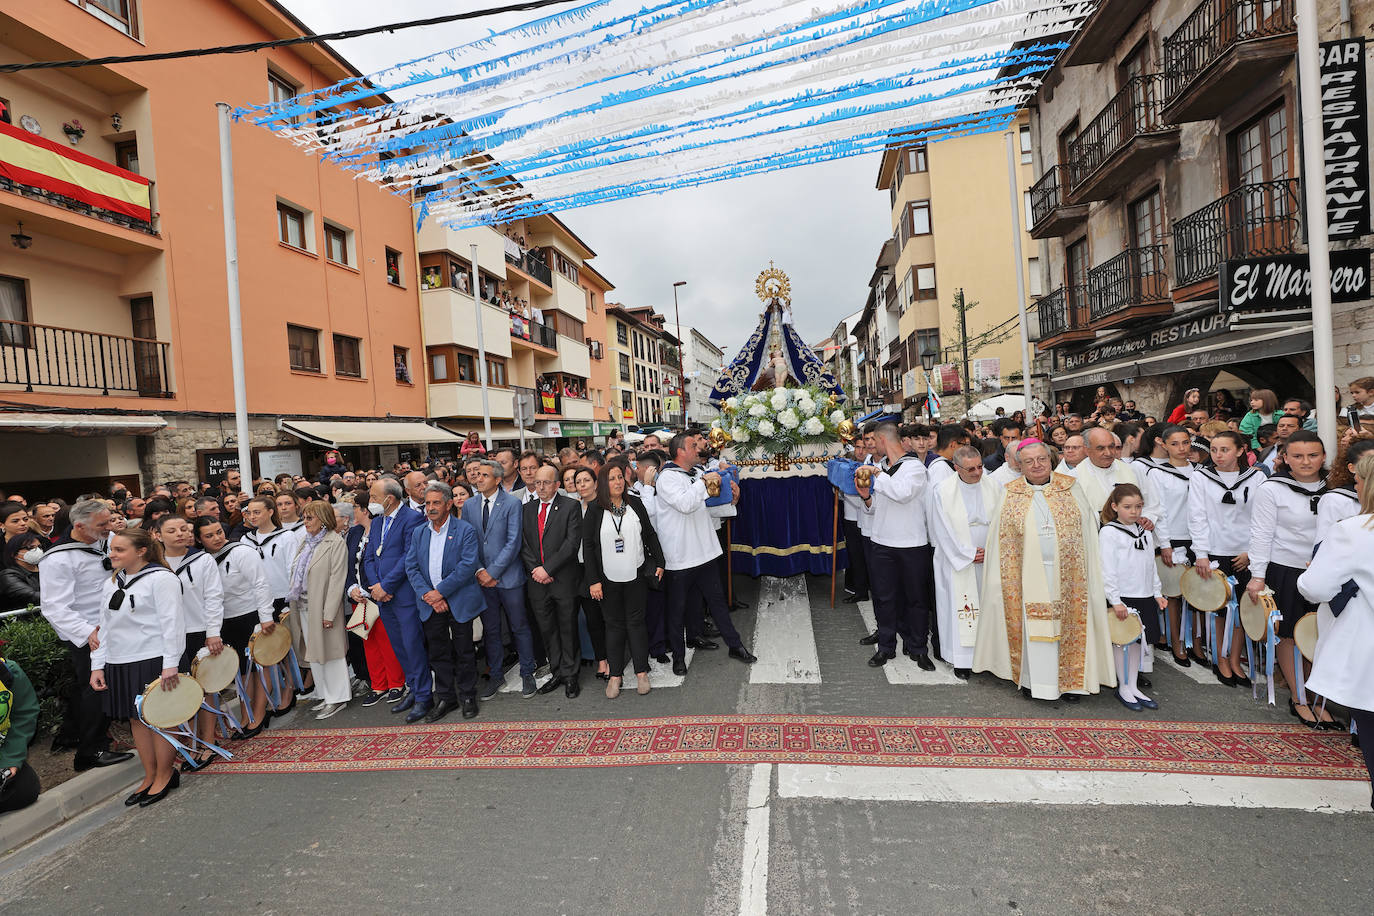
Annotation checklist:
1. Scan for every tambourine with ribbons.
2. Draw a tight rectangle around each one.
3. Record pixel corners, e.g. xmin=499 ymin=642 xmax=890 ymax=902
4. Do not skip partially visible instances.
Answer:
xmin=1238 ymin=588 xmax=1282 ymax=705
xmin=136 ymin=673 xmax=234 ymax=766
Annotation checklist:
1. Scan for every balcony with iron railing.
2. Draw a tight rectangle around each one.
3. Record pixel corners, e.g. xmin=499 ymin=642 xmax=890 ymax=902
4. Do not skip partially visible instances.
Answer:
xmin=510 ymin=313 xmax=559 ymax=351
xmin=1031 ymin=285 xmax=1094 ymax=351
xmin=0 ymin=320 xmax=172 ymax=397
xmin=1172 ymin=178 xmax=1302 ymax=292
xmin=1067 ymin=74 xmax=1180 ymax=202
xmin=1087 ymin=245 xmax=1173 ymax=329
xmin=1162 ymin=0 xmax=1297 ymax=122
xmin=1028 ymin=165 xmax=1089 ymax=239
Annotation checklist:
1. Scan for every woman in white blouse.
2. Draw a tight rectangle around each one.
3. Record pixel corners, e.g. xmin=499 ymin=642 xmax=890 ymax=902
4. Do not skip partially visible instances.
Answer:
xmin=1299 ymin=451 xmax=1374 ymax=802
xmin=583 ymin=463 xmax=664 ymax=698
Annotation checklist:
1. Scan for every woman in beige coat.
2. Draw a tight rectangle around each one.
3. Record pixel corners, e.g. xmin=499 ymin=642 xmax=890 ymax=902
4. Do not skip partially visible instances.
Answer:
xmin=287 ymin=502 xmax=351 ymax=720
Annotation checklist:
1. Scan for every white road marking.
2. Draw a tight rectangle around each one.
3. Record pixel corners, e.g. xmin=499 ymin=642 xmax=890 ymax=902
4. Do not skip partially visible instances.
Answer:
xmin=776 ymin=764 xmax=1372 ymax=813
xmin=856 ymin=600 xmax=964 ymax=686
xmin=739 ymin=763 xmax=773 ymax=916
xmin=750 ymin=576 xmax=821 ymax=684
xmin=498 ymin=650 xmax=696 ymax=692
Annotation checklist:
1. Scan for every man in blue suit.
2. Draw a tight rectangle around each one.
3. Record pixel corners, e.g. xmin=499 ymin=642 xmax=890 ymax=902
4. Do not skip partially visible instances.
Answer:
xmin=360 ymin=477 xmax=427 ymax=717
xmin=462 ymin=459 xmax=538 ymax=700
xmin=405 ymin=481 xmax=484 ymax=722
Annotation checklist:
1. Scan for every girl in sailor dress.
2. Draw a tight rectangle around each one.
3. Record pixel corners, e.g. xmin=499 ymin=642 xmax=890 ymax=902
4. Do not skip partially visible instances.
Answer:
xmin=192 ymin=516 xmax=274 ymax=735
xmin=1188 ymin=430 xmax=1264 ymax=686
xmin=240 ymin=496 xmax=304 ymax=713
xmin=1247 ymin=431 xmax=1329 ymax=728
xmin=90 ymin=527 xmax=186 ymax=808
xmin=1099 ymin=484 xmax=1165 ymax=712
xmin=1317 ymin=437 xmax=1374 ymax=544
xmin=1146 ymin=425 xmax=1200 ymax=666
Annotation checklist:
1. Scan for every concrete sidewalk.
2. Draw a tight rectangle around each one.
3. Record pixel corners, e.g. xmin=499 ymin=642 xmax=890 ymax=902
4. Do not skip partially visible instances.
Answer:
xmin=1 ymin=760 xmax=141 ymax=856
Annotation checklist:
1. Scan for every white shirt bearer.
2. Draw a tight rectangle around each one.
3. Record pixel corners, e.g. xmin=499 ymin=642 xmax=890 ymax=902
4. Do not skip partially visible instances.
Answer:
xmin=213 ymin=542 xmax=274 ymax=624
xmin=1188 ymin=466 xmax=1263 ymax=564
xmin=171 ymin=550 xmax=225 ymax=639
xmin=93 ymin=566 xmax=186 ymax=671
xmin=867 ymin=454 xmax=929 ymax=548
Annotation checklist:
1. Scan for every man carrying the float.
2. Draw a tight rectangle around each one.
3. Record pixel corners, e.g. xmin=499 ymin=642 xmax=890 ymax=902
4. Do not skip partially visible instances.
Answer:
xmin=973 ymin=440 xmax=1115 ymax=701
xmin=929 ymin=446 xmax=998 ymax=679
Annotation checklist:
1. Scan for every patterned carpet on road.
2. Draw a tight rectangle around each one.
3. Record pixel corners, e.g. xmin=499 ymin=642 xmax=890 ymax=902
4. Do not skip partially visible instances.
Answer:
xmin=208 ymin=715 xmax=1365 ymax=778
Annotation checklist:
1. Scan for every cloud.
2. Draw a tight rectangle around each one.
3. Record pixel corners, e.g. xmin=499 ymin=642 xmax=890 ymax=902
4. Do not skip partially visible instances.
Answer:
xmin=279 ymin=0 xmax=891 ymax=354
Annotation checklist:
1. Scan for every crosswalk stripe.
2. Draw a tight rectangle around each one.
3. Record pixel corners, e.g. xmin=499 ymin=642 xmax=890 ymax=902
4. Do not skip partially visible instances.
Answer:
xmin=856 ymin=600 xmax=965 ymax=686
xmin=750 ymin=576 xmax=821 ymax=684
xmin=776 ymin=764 xmax=1372 ymax=813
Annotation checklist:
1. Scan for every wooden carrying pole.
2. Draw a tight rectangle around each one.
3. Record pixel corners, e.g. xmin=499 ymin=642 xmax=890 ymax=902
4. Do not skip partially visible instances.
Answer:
xmin=725 ymin=517 xmax=734 ymax=608
xmin=829 ymin=487 xmax=840 ymax=607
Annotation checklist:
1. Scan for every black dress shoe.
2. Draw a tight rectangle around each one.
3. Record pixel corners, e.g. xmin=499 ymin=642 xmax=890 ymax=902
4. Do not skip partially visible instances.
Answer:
xmin=1171 ymin=652 xmax=1192 ymax=668
xmin=73 ymin=750 xmax=134 ymax=771
xmin=179 ymin=754 xmax=214 ymax=774
xmin=565 ymin=679 xmax=581 ymax=698
xmin=460 ymin=697 xmax=479 ymax=719
xmin=390 ymin=695 xmax=416 ymax=714
xmin=405 ymin=701 xmax=433 ymax=723
xmin=953 ymin=668 xmax=972 ymax=680
xmin=654 ymin=653 xmax=671 ymax=664
xmin=687 ymin=637 xmax=719 ymax=650
xmin=275 ymin=695 xmax=298 ymax=716
xmin=729 ymin=647 xmax=758 ymax=663
xmin=703 ymin=621 xmax=721 ymax=637
xmin=231 ymin=720 xmax=266 ymax=741
xmin=124 ymin=788 xmax=150 ymax=806
xmin=912 ymin=654 xmax=936 ymax=672
xmin=731 ymin=599 xmax=749 ymax=610
xmin=138 ymin=770 xmax=180 ymax=808
xmin=672 ymin=659 xmax=688 ymax=676
xmin=424 ymin=699 xmax=458 ymax=723
xmin=867 ymin=651 xmax=895 ymax=667
xmin=1233 ymin=673 xmax=1253 ymax=688
xmin=859 ymin=632 xmax=879 ymax=646
xmin=1138 ymin=675 xmax=1152 ymax=689
xmin=842 ymin=593 xmax=867 ymax=604
xmin=1061 ymin=694 xmax=1080 ymax=703
xmin=537 ymin=677 xmax=563 ymax=695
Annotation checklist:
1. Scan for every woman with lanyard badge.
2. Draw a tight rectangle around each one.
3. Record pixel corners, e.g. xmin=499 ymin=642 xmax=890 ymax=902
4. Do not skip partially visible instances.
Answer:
xmin=1146 ymin=425 xmax=1202 ymax=667
xmin=241 ymin=496 xmax=304 ymax=713
xmin=1247 ymin=430 xmax=1328 ymax=728
xmin=90 ymin=528 xmax=186 ymax=808
xmin=155 ymin=515 xmax=225 ymax=770
xmin=1189 ymin=430 xmax=1264 ymax=686
xmin=573 ymin=467 xmax=610 ymax=682
xmin=192 ymin=517 xmax=276 ymax=738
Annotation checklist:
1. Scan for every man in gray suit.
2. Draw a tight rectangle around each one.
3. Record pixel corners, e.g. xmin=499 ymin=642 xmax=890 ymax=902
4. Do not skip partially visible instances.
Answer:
xmin=463 ymin=459 xmax=538 ymax=700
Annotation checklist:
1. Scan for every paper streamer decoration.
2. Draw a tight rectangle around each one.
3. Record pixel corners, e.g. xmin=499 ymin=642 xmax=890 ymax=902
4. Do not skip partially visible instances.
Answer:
xmin=238 ymin=0 xmax=1092 ymax=227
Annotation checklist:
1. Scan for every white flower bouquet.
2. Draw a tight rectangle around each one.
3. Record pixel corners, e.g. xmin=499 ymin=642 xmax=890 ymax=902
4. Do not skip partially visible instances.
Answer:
xmin=714 ymin=384 xmax=847 ymax=458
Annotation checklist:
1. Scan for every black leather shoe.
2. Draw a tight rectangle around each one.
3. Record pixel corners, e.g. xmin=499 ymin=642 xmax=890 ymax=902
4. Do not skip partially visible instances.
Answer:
xmin=703 ymin=621 xmax=721 ymax=637
xmin=953 ymin=667 xmax=972 ymax=680
xmin=565 ymin=679 xmax=581 ymax=698
xmin=1138 ymin=675 xmax=1152 ymax=689
xmin=390 ymin=695 xmax=416 ymax=714
xmin=867 ymin=651 xmax=895 ymax=667
xmin=731 ymin=599 xmax=750 ymax=610
xmin=460 ymin=697 xmax=479 ymax=719
xmin=424 ymin=699 xmax=458 ymax=723
xmin=537 ymin=677 xmax=563 ymax=695
xmin=729 ymin=647 xmax=758 ymax=664
xmin=179 ymin=754 xmax=214 ymax=773
xmin=405 ymin=701 xmax=433 ymax=723
xmin=859 ymin=632 xmax=879 ymax=646
xmin=672 ymin=659 xmax=688 ymax=676
xmin=124 ymin=788 xmax=149 ymax=806
xmin=913 ymin=654 xmax=936 ymax=672
xmin=654 ymin=653 xmax=670 ymax=664
xmin=1062 ymin=693 xmax=1081 ymax=703
xmin=842 ymin=593 xmax=867 ymax=604
xmin=74 ymin=750 xmax=133 ymax=771
xmin=138 ymin=770 xmax=180 ymax=808
xmin=687 ymin=637 xmax=719 ymax=650
xmin=1171 ymin=652 xmax=1192 ymax=668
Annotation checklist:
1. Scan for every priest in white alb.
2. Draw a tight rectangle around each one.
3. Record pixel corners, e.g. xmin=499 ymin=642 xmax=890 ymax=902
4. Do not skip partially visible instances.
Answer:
xmin=973 ymin=440 xmax=1115 ymax=700
xmin=929 ymin=446 xmax=999 ymax=679
xmin=1069 ymin=428 xmax=1159 ymax=521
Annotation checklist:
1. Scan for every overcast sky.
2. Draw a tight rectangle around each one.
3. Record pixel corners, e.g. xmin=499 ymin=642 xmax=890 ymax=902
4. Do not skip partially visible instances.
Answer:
xmin=278 ymin=0 xmax=892 ymax=357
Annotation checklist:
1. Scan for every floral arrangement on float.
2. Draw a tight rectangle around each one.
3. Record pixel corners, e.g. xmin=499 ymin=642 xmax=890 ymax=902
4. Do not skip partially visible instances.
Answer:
xmin=710 ymin=383 xmax=849 ymax=459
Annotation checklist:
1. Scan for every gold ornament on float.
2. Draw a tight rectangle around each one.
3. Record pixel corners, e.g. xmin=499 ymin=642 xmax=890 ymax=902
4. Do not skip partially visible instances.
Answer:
xmin=754 ymin=263 xmax=791 ymax=303
xmin=837 ymin=418 xmax=856 ymax=443
xmin=708 ymin=426 xmax=729 ymax=449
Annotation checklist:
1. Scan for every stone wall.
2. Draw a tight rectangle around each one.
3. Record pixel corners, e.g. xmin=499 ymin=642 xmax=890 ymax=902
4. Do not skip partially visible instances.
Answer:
xmin=144 ymin=416 xmax=299 ymax=488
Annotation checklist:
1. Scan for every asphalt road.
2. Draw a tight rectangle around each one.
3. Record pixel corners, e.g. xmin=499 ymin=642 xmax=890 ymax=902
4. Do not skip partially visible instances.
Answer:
xmin=2 ymin=574 xmax=1369 ymax=915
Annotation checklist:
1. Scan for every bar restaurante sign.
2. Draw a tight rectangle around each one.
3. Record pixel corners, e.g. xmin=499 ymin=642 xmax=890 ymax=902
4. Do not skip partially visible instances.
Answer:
xmin=1220 ymin=249 xmax=1371 ymax=313
xmin=1321 ymin=37 xmax=1371 ymax=239
xmin=1057 ymin=312 xmax=1229 ymax=372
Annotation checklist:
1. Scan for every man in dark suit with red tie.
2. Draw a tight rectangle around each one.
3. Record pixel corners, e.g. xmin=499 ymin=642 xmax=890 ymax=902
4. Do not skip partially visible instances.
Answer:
xmin=521 ymin=463 xmax=583 ymax=697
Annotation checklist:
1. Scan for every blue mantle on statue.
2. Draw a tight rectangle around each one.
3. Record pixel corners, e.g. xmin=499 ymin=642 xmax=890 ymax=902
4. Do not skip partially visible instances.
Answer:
xmin=728 ymin=476 xmax=847 ymax=578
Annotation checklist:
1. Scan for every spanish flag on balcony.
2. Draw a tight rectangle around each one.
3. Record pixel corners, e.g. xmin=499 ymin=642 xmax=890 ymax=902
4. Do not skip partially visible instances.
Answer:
xmin=0 ymin=120 xmax=151 ymax=224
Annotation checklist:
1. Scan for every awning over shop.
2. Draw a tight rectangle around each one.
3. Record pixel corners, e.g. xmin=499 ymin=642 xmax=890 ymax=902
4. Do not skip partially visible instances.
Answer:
xmin=0 ymin=412 xmax=167 ymax=436
xmin=436 ymin=423 xmax=541 ymax=441
xmin=1051 ymin=325 xmax=1314 ymax=392
xmin=278 ymin=419 xmax=465 ymax=448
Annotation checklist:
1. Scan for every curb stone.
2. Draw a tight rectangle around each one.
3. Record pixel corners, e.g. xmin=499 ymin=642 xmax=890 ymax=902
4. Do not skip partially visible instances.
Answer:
xmin=1 ymin=759 xmax=142 ymax=856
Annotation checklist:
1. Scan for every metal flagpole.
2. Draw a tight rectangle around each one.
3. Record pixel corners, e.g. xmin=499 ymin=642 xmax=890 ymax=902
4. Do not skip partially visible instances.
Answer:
xmin=1295 ymin=0 xmax=1338 ymax=454
xmin=1005 ymin=131 xmax=1034 ymax=416
xmin=471 ymin=243 xmax=494 ymax=451
xmin=216 ymin=102 xmax=253 ymax=496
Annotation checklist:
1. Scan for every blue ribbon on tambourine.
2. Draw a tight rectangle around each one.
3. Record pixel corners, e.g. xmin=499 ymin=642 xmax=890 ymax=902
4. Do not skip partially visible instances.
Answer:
xmin=705 ymin=465 xmax=739 ymax=507
xmin=826 ymin=457 xmax=861 ymax=495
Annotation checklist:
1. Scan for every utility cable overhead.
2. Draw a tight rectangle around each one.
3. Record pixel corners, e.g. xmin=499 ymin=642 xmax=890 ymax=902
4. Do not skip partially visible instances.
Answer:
xmin=0 ymin=0 xmax=582 ymax=73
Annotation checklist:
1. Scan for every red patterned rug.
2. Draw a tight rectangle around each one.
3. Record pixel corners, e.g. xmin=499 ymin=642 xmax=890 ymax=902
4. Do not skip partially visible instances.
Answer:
xmin=209 ymin=715 xmax=1366 ymax=779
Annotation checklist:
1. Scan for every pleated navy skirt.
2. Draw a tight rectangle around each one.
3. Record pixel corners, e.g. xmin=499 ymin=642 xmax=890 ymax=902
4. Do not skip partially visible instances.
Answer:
xmin=101 ymin=657 xmax=164 ymax=720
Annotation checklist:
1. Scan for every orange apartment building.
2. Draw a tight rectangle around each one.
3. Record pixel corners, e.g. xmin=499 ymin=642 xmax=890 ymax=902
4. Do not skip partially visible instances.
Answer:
xmin=0 ymin=0 xmax=441 ymax=497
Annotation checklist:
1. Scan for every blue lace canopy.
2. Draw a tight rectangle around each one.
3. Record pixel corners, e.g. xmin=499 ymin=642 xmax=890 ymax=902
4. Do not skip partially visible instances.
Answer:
xmin=709 ymin=302 xmax=845 ymax=405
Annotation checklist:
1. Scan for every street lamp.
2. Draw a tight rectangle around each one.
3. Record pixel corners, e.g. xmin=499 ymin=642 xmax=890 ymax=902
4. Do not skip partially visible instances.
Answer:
xmin=672 ymin=280 xmax=687 ymax=426
xmin=919 ymin=341 xmax=939 ymax=420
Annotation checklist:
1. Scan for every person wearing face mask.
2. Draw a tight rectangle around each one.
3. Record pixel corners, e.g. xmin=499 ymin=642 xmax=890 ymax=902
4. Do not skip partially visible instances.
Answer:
xmin=345 ymin=486 xmax=406 ymax=707
xmin=359 ymin=478 xmax=428 ymax=717
xmin=0 ymin=533 xmax=44 ymax=608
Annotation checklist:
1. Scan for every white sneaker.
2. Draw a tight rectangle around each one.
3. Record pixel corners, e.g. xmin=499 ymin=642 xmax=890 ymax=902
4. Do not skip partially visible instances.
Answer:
xmin=315 ymin=702 xmax=346 ymax=720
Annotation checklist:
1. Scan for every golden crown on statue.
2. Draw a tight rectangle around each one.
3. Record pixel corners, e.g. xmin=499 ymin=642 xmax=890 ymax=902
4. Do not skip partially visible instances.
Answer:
xmin=754 ymin=263 xmax=791 ymax=303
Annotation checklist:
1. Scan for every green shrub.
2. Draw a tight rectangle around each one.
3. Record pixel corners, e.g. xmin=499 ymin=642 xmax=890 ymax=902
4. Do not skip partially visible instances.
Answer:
xmin=0 ymin=614 xmax=72 ymax=735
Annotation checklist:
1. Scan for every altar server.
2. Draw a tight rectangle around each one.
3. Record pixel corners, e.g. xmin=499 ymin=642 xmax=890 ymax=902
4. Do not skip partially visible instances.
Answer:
xmin=90 ymin=528 xmax=186 ymax=808
xmin=1247 ymin=430 xmax=1327 ymax=728
xmin=929 ymin=446 xmax=997 ymax=678
xmin=854 ymin=422 xmax=935 ymax=669
xmin=156 ymin=515 xmax=225 ymax=769
xmin=1099 ymin=485 xmax=1164 ymax=712
xmin=1146 ymin=426 xmax=1199 ymax=666
xmin=1299 ymin=452 xmax=1374 ymax=800
xmin=1189 ymin=430 xmax=1263 ymax=686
